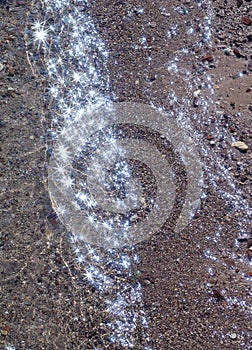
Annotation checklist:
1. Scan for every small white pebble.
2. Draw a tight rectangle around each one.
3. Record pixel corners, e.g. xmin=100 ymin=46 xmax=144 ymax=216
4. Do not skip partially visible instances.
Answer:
xmin=229 ymin=333 xmax=237 ymax=340
xmin=193 ymin=89 xmax=201 ymax=97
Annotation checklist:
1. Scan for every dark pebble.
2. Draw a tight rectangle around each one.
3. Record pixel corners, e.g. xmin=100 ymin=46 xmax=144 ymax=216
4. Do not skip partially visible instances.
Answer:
xmin=212 ymin=289 xmax=225 ymax=301
xmin=233 ymin=48 xmax=244 ymax=58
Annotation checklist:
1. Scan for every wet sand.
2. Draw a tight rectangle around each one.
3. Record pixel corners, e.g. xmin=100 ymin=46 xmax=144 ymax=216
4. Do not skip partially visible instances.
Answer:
xmin=1 ymin=0 xmax=251 ymax=349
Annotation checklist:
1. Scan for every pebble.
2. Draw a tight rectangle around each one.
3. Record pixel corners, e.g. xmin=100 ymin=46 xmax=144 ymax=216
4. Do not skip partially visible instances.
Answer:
xmin=241 ymin=17 xmax=252 ymax=26
xmin=217 ymin=32 xmax=226 ymax=40
xmin=149 ymin=21 xmax=157 ymax=28
xmin=193 ymin=89 xmax=201 ymax=97
xmin=0 ymin=120 xmax=6 ymax=128
xmin=231 ymin=141 xmax=249 ymax=151
xmin=201 ymin=54 xmax=213 ymax=62
xmin=224 ymin=48 xmax=234 ymax=56
xmin=229 ymin=333 xmax=237 ymax=340
xmin=192 ymin=97 xmax=198 ymax=107
xmin=233 ymin=48 xmax=244 ymax=58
